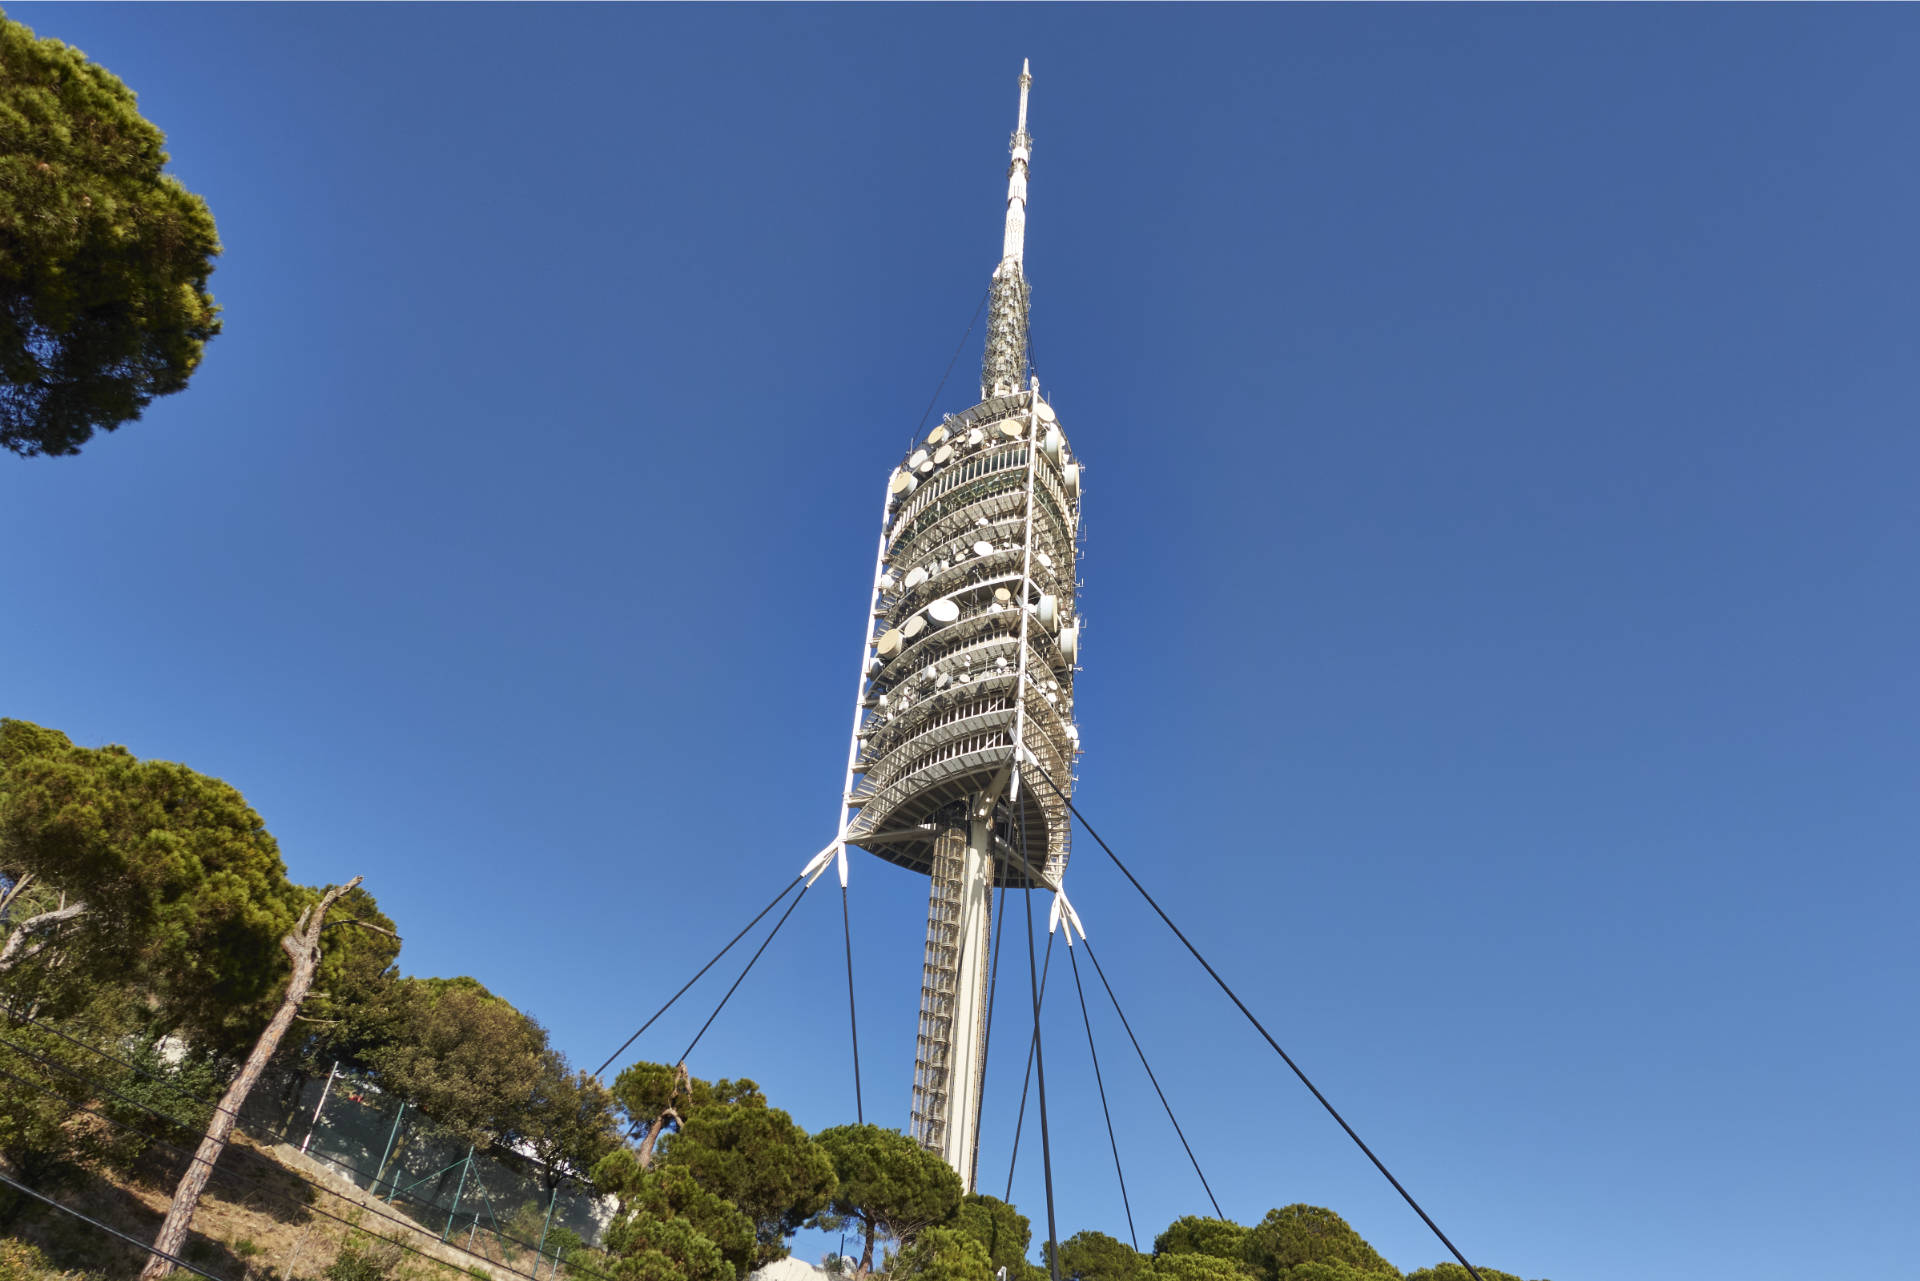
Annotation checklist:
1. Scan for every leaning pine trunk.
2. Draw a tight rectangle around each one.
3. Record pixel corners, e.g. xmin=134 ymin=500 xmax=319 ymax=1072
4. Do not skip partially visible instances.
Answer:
xmin=139 ymin=879 xmax=363 ymax=1281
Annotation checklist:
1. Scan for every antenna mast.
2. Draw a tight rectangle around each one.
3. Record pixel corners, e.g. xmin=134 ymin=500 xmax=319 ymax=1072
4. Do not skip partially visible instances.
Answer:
xmin=982 ymin=60 xmax=1035 ymax=399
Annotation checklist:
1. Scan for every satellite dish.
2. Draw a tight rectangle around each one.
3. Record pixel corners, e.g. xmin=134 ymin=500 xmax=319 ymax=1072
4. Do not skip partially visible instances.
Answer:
xmin=993 ymin=587 xmax=1012 ymax=604
xmin=1037 ymin=401 xmax=1057 ymax=424
xmin=1041 ymin=426 xmax=1063 ymax=464
xmin=973 ymin=540 xmax=995 ymax=557
xmin=968 ymin=427 xmax=985 ymax=445
xmin=908 ymin=449 xmax=930 ymax=470
xmin=917 ymin=460 xmax=934 ymax=475
xmin=934 ymin=444 xmax=954 ymax=465
xmin=1059 ymin=624 xmax=1078 ymax=664
xmin=902 ymin=615 xmax=927 ymax=639
xmin=889 ymin=469 xmax=915 ymax=497
xmin=927 ymin=425 xmax=950 ymax=445
xmin=1064 ymin=463 xmax=1080 ymax=499
xmin=927 ymin=598 xmax=961 ymax=625
xmin=1037 ymin=550 xmax=1053 ymax=569
xmin=936 ymin=671 xmax=951 ymax=688
xmin=877 ymin=573 xmax=896 ymax=592
xmin=998 ymin=419 xmax=1025 ymax=438
xmin=1038 ymin=594 xmax=1059 ymax=630
xmin=1045 ymin=691 xmax=1058 ymax=704
xmin=904 ymin=566 xmax=929 ymax=590
xmin=876 ymin=630 xmax=903 ymax=659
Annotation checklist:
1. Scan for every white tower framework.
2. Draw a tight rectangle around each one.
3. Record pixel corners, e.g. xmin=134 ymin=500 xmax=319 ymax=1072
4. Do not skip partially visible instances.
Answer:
xmin=830 ymin=61 xmax=1084 ymax=1191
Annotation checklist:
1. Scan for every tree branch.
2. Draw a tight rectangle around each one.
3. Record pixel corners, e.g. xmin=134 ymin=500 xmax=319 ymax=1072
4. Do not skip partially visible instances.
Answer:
xmin=0 ymin=900 xmax=88 ymax=974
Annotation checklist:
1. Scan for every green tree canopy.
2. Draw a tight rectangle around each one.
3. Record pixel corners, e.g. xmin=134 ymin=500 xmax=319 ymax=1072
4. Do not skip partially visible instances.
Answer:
xmin=0 ymin=719 xmax=299 ymax=1049
xmin=953 ymin=1195 xmax=1035 ymax=1280
xmin=1405 ymin=1266 xmax=1536 ymax=1281
xmin=892 ymin=1226 xmax=995 ymax=1281
xmin=810 ymin=1124 xmax=962 ymax=1277
xmin=1242 ymin=1207 xmax=1398 ymax=1281
xmin=360 ymin=975 xmax=549 ymax=1145
xmin=1052 ymin=1230 xmax=1152 ymax=1281
xmin=0 ymin=14 xmax=221 ymax=457
xmin=1154 ymin=1218 xmax=1251 ymax=1265
xmin=1153 ymin=1255 xmax=1257 ymax=1281
xmin=658 ymin=1096 xmax=835 ymax=1265
xmin=593 ymin=1151 xmax=756 ymax=1281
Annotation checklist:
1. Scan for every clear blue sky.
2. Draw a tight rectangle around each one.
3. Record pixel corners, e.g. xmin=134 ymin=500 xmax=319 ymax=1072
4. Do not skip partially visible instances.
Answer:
xmin=5 ymin=5 xmax=1917 ymax=1279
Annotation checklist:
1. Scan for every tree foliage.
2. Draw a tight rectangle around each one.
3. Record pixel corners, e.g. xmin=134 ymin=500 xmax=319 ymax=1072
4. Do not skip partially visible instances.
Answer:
xmin=954 ymin=1194 xmax=1036 ymax=1280
xmin=810 ymin=1124 xmax=962 ymax=1276
xmin=1154 ymin=1255 xmax=1258 ymax=1281
xmin=1405 ymin=1267 xmax=1537 ymax=1281
xmin=1052 ymin=1230 xmax=1151 ymax=1281
xmin=658 ymin=1094 xmax=835 ymax=1265
xmin=0 ymin=14 xmax=221 ymax=458
xmin=595 ymin=1157 xmax=755 ymax=1281
xmin=891 ymin=1226 xmax=994 ymax=1281
xmin=1242 ymin=1207 xmax=1398 ymax=1281
xmin=1153 ymin=1218 xmax=1252 ymax=1266
xmin=359 ymin=976 xmax=550 ymax=1145
xmin=0 ymin=719 xmax=299 ymax=1049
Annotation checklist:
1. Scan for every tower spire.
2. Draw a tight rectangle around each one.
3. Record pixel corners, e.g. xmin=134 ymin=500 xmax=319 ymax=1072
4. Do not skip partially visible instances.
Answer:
xmin=982 ymin=60 xmax=1034 ymax=399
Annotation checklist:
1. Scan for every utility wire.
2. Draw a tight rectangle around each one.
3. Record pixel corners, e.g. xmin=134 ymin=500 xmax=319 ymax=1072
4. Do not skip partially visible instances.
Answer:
xmin=1068 ymin=941 xmax=1136 ymax=1250
xmin=0 ymin=1049 xmax=559 ymax=1281
xmin=594 ymin=872 xmax=803 ymax=1076
xmin=912 ymin=286 xmax=992 ymax=446
xmin=1023 ymin=887 xmax=1062 ymax=1281
xmin=1079 ymin=938 xmax=1222 ymax=1218
xmin=1002 ymin=924 xmax=1055 ymax=1201
xmin=841 ymin=881 xmax=864 ymax=1125
xmin=0 ymin=1168 xmax=237 ymax=1281
xmin=1024 ymin=762 xmax=1487 ymax=1281
xmin=680 ymin=881 xmax=812 ymax=1063
xmin=0 ymin=1023 xmax=614 ymax=1281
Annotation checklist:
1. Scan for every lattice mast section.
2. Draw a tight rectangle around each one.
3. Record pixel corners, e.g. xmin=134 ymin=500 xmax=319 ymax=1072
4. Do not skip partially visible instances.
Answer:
xmin=832 ymin=60 xmax=1085 ymax=1192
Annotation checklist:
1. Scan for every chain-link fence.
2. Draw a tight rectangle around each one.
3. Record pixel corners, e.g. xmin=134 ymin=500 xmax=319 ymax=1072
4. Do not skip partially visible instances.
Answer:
xmin=239 ymin=1064 xmax=611 ymax=1273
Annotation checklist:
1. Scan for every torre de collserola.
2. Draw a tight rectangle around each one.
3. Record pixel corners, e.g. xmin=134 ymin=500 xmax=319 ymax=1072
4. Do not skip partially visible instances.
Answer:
xmin=826 ymin=61 xmax=1086 ymax=1190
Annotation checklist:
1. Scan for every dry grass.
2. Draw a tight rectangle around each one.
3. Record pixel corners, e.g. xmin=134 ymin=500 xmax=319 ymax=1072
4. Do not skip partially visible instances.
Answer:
xmin=0 ymin=1133 xmax=557 ymax=1281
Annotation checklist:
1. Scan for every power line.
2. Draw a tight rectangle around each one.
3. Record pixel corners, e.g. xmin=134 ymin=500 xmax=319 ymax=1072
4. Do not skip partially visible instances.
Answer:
xmin=0 ymin=1168 xmax=238 ymax=1281
xmin=1068 ymin=941 xmax=1135 ymax=1250
xmin=0 ymin=1052 xmax=555 ymax=1281
xmin=911 ymin=286 xmax=992 ymax=447
xmin=1024 ymin=762 xmax=1488 ymax=1281
xmin=0 ymin=1027 xmax=608 ymax=1281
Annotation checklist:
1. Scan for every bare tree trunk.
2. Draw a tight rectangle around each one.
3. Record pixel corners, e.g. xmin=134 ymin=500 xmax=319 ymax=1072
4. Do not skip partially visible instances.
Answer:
xmin=140 ymin=879 xmax=363 ymax=1281
xmin=857 ymin=1220 xmax=874 ymax=1280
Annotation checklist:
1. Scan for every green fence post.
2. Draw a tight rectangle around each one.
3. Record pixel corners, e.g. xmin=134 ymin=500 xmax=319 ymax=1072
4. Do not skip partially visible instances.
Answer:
xmin=371 ymin=1102 xmax=407 ymax=1197
xmin=534 ymin=1186 xmax=558 ymax=1280
xmin=444 ymin=1145 xmax=474 ymax=1242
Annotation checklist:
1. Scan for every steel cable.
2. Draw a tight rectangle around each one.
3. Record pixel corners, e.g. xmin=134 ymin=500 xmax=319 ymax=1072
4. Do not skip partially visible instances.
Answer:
xmin=1079 ymin=937 xmax=1222 ymax=1217
xmin=679 ymin=882 xmax=812 ymax=1063
xmin=1067 ymin=941 xmax=1136 ymax=1249
xmin=1023 ymin=886 xmax=1063 ymax=1281
xmin=1023 ymin=761 xmax=1486 ymax=1281
xmin=1001 ymin=922 xmax=1054 ymax=1201
xmin=841 ymin=881 xmax=864 ymax=1124
xmin=594 ymin=872 xmax=804 ymax=1077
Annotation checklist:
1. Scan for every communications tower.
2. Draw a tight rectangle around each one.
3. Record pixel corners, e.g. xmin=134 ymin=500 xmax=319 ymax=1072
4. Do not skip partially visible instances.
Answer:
xmin=827 ymin=61 xmax=1085 ymax=1190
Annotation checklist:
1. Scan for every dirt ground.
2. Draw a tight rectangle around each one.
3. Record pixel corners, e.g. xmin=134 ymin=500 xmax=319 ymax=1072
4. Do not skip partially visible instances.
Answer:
xmin=0 ymin=1132 xmax=562 ymax=1281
